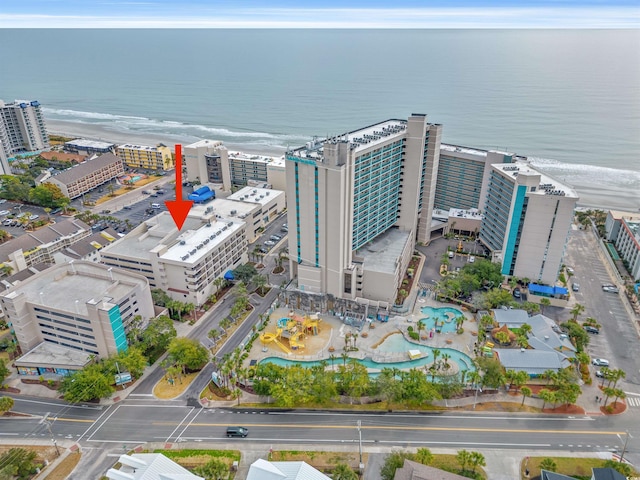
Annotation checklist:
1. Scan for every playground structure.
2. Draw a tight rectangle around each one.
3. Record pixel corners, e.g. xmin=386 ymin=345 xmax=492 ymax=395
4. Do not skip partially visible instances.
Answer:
xmin=259 ymin=312 xmax=321 ymax=355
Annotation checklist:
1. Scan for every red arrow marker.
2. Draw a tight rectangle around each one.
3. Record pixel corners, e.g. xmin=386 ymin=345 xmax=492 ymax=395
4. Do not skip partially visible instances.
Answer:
xmin=165 ymin=144 xmax=193 ymax=230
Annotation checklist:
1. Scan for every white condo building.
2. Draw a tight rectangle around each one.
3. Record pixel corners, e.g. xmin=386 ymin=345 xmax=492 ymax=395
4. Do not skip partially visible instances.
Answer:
xmin=0 ymin=99 xmax=49 ymax=173
xmin=479 ymin=163 xmax=578 ymax=284
xmin=285 ymin=115 xmax=442 ymax=304
xmin=100 ymin=211 xmax=248 ymax=306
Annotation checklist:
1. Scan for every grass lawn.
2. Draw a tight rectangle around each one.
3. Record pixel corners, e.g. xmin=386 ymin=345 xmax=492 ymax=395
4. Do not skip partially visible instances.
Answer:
xmin=273 ymin=450 xmax=364 ymax=475
xmin=520 ymin=456 xmax=638 ymax=479
xmin=46 ymin=451 xmax=82 ymax=480
xmin=153 ymin=372 xmax=199 ymax=399
xmin=431 ymin=454 xmax=487 ymax=479
xmin=154 ymin=449 xmax=240 ymax=477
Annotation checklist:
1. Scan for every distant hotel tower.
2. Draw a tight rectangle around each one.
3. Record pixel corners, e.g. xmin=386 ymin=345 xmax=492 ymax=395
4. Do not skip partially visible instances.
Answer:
xmin=0 ymin=99 xmax=49 ymax=171
xmin=285 ymin=115 xmax=442 ymax=305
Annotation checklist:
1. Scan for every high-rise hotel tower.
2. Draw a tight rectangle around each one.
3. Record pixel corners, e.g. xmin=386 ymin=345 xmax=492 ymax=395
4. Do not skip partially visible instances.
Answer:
xmin=285 ymin=115 xmax=441 ymax=305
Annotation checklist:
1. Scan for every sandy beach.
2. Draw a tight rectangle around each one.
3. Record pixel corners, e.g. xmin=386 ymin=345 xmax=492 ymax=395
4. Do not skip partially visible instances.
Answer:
xmin=46 ymin=119 xmax=287 ymax=157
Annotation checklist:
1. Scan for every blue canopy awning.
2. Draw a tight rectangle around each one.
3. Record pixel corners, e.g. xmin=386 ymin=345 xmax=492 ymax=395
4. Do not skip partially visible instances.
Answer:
xmin=528 ymin=283 xmax=568 ymax=296
xmin=224 ymin=270 xmax=235 ymax=281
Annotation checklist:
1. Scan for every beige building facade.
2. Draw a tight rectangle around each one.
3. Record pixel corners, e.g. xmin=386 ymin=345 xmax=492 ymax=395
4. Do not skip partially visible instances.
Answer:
xmin=286 ymin=115 xmax=441 ymax=304
xmin=116 ymin=143 xmax=174 ymax=171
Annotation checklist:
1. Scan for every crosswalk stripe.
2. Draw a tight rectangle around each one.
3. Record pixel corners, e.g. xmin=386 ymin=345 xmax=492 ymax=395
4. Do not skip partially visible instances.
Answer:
xmin=627 ymin=397 xmax=640 ymax=407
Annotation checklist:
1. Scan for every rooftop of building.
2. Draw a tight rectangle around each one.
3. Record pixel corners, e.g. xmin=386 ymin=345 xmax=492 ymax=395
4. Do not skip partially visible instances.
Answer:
xmin=494 ymin=348 xmax=566 ymax=372
xmin=449 ymin=208 xmax=483 ymax=220
xmin=58 ymin=227 xmax=119 ymax=259
xmin=228 ymin=151 xmax=286 ymax=167
xmin=440 ymin=143 xmax=489 ymax=157
xmin=190 ymin=197 xmax=258 ymax=220
xmin=287 ymin=119 xmax=408 ymax=162
xmin=184 ymin=139 xmax=224 ymax=149
xmin=107 ymin=453 xmax=204 ymax=480
xmin=0 ymin=218 xmax=90 ymax=262
xmin=102 ymin=211 xmax=244 ymax=265
xmin=65 ymin=138 xmax=115 ymax=149
xmin=608 ymin=209 xmax=640 ymax=221
xmin=45 ymin=152 xmax=123 ymax=185
xmin=117 ymin=143 xmax=168 ymax=152
xmin=38 ymin=151 xmax=86 ymax=163
xmin=227 ymin=186 xmax=284 ymax=207
xmin=14 ymin=341 xmax=93 ymax=369
xmin=493 ymin=162 xmax=579 ymax=199
xmin=0 ymin=261 xmax=147 ymax=316
xmin=355 ymin=228 xmax=411 ymax=274
xmin=162 ymin=217 xmax=244 ymax=263
xmin=623 ymin=219 xmax=640 ymax=237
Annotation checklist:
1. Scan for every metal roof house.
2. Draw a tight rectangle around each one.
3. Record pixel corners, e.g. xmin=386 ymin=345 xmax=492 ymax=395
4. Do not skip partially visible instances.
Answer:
xmin=106 ymin=453 xmax=203 ymax=480
xmin=246 ymin=458 xmax=332 ymax=480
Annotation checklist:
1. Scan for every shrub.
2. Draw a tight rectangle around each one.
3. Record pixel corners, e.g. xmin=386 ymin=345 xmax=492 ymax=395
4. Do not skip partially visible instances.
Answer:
xmin=408 ymin=331 xmax=420 ymax=341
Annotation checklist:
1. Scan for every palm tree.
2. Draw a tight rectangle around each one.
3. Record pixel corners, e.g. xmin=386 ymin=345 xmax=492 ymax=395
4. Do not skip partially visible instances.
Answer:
xmin=612 ymin=389 xmax=626 ymax=407
xmin=456 ymin=449 xmax=471 ymax=473
xmin=469 ymin=451 xmax=486 ymax=474
xmin=332 ymin=463 xmax=358 ymax=480
xmin=539 ymin=389 xmax=555 ymax=409
xmin=611 ymin=368 xmax=626 ymax=389
xmin=520 ymin=386 xmax=532 ymax=406
xmin=602 ymin=386 xmax=616 ymax=406
xmin=341 ymin=352 xmax=349 ymax=367
xmin=441 ymin=353 xmax=451 ymax=371
xmin=570 ymin=303 xmax=585 ymax=322
xmin=415 ymin=447 xmax=434 ymax=465
xmin=540 ymin=458 xmax=557 ymax=472
xmin=540 ymin=298 xmax=551 ymax=314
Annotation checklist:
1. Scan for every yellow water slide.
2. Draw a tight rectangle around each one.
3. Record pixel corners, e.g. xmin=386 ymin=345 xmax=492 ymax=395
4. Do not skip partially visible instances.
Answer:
xmin=259 ymin=329 xmax=292 ymax=354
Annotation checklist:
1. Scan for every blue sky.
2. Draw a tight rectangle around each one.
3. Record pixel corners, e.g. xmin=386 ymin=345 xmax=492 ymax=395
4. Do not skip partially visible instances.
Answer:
xmin=2 ymin=0 xmax=639 ymax=28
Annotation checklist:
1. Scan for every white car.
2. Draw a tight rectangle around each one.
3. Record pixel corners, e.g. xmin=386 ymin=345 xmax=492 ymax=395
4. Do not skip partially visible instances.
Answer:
xmin=468 ymin=255 xmax=475 ymax=263
xmin=602 ymin=285 xmax=619 ymax=293
xmin=592 ymin=358 xmax=609 ymax=367
xmin=0 ymin=210 xmax=9 ymax=216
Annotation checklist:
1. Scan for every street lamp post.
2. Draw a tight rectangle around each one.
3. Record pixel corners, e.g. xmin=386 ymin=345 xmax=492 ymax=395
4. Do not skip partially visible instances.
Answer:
xmin=42 ymin=414 xmax=60 ymax=457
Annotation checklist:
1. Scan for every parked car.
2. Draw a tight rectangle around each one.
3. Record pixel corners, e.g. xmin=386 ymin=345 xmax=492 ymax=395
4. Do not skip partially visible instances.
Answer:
xmin=468 ymin=255 xmax=475 ymax=263
xmin=566 ymin=266 xmax=574 ymax=274
xmin=269 ymin=235 xmax=281 ymax=241
xmin=259 ymin=247 xmax=268 ymax=254
xmin=264 ymin=240 xmax=276 ymax=246
xmin=602 ymin=285 xmax=619 ymax=293
xmin=584 ymin=325 xmax=599 ymax=334
xmin=122 ymin=205 xmax=133 ymax=210
xmin=0 ymin=210 xmax=9 ymax=216
xmin=595 ymin=370 xmax=605 ymax=378
xmin=572 ymin=283 xmax=580 ymax=292
xmin=142 ymin=190 xmax=151 ymax=195
xmin=513 ymin=288 xmax=521 ymax=299
xmin=592 ymin=358 xmax=609 ymax=367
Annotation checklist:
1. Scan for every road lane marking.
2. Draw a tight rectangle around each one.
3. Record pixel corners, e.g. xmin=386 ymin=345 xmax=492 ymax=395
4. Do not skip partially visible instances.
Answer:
xmin=155 ymin=422 xmax=624 ymax=436
xmin=267 ymin=412 xmax=595 ymax=422
xmin=11 ymin=398 xmax=103 ymax=410
xmin=164 ymin=407 xmax=195 ymax=444
xmin=81 ymin=405 xmax=120 ymax=442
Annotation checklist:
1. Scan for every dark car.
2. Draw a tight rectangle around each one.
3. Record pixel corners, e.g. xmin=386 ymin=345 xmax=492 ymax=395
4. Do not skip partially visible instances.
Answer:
xmin=584 ymin=325 xmax=599 ymax=334
xmin=513 ymin=288 xmax=521 ymax=299
xmin=226 ymin=426 xmax=248 ymax=438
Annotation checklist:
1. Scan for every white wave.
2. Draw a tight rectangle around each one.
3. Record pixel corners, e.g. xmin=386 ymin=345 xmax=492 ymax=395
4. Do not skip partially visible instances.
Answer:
xmin=529 ymin=156 xmax=640 ymax=186
xmin=43 ymin=107 xmax=308 ymax=144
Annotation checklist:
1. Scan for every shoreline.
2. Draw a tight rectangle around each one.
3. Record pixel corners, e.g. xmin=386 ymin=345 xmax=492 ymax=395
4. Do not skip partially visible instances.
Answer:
xmin=45 ymin=119 xmax=639 ymax=213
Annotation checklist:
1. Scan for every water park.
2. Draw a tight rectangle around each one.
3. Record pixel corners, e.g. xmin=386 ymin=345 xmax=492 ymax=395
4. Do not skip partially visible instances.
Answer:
xmin=118 ymin=173 xmax=148 ymax=184
xmin=250 ymin=298 xmax=478 ymax=379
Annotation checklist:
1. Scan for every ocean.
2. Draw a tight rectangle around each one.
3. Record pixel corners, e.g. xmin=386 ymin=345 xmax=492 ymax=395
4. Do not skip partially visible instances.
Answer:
xmin=0 ymin=29 xmax=638 ymax=210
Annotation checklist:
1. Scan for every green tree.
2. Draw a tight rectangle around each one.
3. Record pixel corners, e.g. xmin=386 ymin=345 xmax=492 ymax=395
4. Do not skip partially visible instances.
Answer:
xmin=167 ymin=337 xmax=210 ymax=374
xmin=539 ymin=297 xmax=551 ymax=314
xmin=560 ymin=321 xmax=590 ymax=352
xmin=456 ymin=449 xmax=472 ymax=473
xmin=0 ymin=396 xmax=14 ymax=414
xmin=194 ymin=458 xmax=228 ymax=480
xmin=0 ymin=448 xmax=38 ymax=479
xmin=380 ymin=451 xmax=413 ymax=480
xmin=602 ymin=459 xmax=633 ymax=477
xmin=29 ymin=183 xmax=69 ymax=208
xmin=570 ymin=303 xmax=586 ymax=322
xmin=482 ymin=288 xmax=514 ymax=309
xmin=539 ymin=389 xmax=556 ymax=410
xmin=140 ymin=315 xmax=177 ymax=360
xmin=332 ymin=463 xmax=358 ymax=480
xmin=60 ymin=364 xmax=115 ymax=402
xmin=520 ymin=386 xmax=532 ymax=406
xmin=110 ymin=346 xmax=147 ymax=379
xmin=253 ymin=274 xmax=268 ymax=295
xmin=475 ymin=357 xmax=505 ymax=389
xmin=539 ymin=457 xmax=557 ymax=472
xmin=414 ymin=447 xmax=434 ymax=466
xmin=0 ymin=359 xmax=10 ymax=385
xmin=469 ymin=451 xmax=486 ymax=474
xmin=233 ymin=263 xmax=258 ymax=284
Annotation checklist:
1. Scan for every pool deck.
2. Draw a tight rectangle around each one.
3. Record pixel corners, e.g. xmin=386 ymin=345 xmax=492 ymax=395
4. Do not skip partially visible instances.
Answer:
xmin=249 ymin=293 xmax=478 ymax=372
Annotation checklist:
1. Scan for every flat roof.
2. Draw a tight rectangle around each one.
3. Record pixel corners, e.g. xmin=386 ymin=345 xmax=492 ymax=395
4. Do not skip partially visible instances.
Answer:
xmin=493 ymin=162 xmax=579 ymax=199
xmin=189 ymin=198 xmax=257 ymax=219
xmin=65 ymin=139 xmax=114 ymax=149
xmin=440 ymin=143 xmax=488 ymax=157
xmin=117 ymin=144 xmax=167 ymax=152
xmin=228 ymin=151 xmax=285 ymax=167
xmin=449 ymin=208 xmax=483 ymax=220
xmin=1 ymin=261 xmax=146 ymax=316
xmin=184 ymin=139 xmax=223 ymax=149
xmin=227 ymin=186 xmax=284 ymax=207
xmin=162 ymin=218 xmax=244 ymax=263
xmin=15 ymin=342 xmax=92 ymax=368
xmin=356 ymin=228 xmax=411 ymax=274
xmin=288 ymin=119 xmax=407 ymax=162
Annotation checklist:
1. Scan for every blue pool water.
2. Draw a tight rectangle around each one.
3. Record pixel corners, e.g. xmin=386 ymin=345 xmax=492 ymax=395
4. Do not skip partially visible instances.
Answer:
xmin=260 ymin=334 xmax=475 ymax=375
xmin=419 ymin=306 xmax=464 ymax=333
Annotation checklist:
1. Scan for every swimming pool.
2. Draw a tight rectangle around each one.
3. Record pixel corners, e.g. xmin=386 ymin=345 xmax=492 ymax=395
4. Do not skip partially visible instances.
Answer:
xmin=260 ymin=334 xmax=475 ymax=375
xmin=419 ymin=306 xmax=464 ymax=333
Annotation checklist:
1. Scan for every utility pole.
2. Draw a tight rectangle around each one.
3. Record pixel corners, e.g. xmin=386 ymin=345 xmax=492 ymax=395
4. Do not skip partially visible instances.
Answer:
xmin=357 ymin=420 xmax=364 ymax=474
xmin=619 ymin=430 xmax=631 ymax=463
xmin=42 ymin=414 xmax=60 ymax=457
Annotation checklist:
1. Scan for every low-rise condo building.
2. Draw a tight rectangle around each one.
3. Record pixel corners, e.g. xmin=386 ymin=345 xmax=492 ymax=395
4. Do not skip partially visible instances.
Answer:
xmin=40 ymin=152 xmax=124 ymax=199
xmin=100 ymin=211 xmax=247 ymax=306
xmin=0 ymin=261 xmax=155 ymax=375
xmin=64 ymin=138 xmax=114 ymax=155
xmin=116 ymin=143 xmax=174 ymax=171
